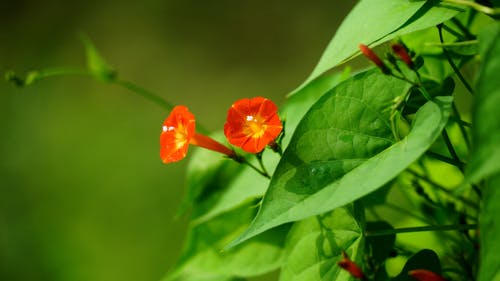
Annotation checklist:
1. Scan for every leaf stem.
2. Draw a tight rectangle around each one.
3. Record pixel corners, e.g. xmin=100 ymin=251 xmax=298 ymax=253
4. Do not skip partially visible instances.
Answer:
xmin=255 ymin=152 xmax=270 ymax=178
xmin=441 ymin=129 xmax=464 ymax=172
xmin=5 ymin=67 xmax=211 ymax=133
xmin=235 ymin=156 xmax=271 ymax=179
xmin=113 ymin=80 xmax=174 ymax=112
xmin=451 ymin=104 xmax=471 ymax=149
xmin=406 ymin=169 xmax=479 ymax=209
xmin=437 ymin=24 xmax=474 ymax=95
xmin=442 ymin=0 xmax=500 ymax=17
xmin=425 ymin=151 xmax=465 ymax=170
xmin=365 ymin=223 xmax=477 ymax=237
xmin=425 ymin=40 xmax=478 ymax=48
xmin=441 ymin=23 xmax=467 ymax=40
xmin=5 ymin=67 xmax=91 ymax=86
xmin=384 ymin=202 xmax=429 ymax=223
xmin=451 ymin=18 xmax=476 ymax=40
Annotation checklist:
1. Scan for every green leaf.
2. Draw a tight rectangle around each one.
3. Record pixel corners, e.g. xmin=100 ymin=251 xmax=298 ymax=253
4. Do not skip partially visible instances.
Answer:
xmin=392 ymin=249 xmax=442 ymax=281
xmin=282 ymin=68 xmax=351 ymax=146
xmin=377 ymin=2 xmax=463 ymax=45
xmin=179 ymin=142 xmax=242 ymax=216
xmin=291 ymin=0 xmax=462 ymax=95
xmin=183 ymin=71 xmax=350 ymax=223
xmin=279 ymin=204 xmax=364 ymax=281
xmin=165 ymin=203 xmax=290 ymax=281
xmin=466 ymin=23 xmax=500 ymax=183
xmin=191 ymin=160 xmax=275 ymax=225
xmin=80 ymin=34 xmax=117 ymax=82
xmin=182 ymin=139 xmax=281 ymax=224
xmin=228 ymin=70 xmax=452 ymax=247
xmin=478 ymin=174 xmax=500 ymax=281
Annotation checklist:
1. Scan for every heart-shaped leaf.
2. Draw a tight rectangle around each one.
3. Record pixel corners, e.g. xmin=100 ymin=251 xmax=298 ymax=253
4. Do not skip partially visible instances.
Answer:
xmin=228 ymin=69 xmax=452 ymax=248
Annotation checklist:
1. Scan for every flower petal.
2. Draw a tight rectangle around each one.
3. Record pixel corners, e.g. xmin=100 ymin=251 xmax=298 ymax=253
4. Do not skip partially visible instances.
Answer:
xmin=224 ymin=97 xmax=282 ymax=153
xmin=160 ymin=105 xmax=196 ymax=163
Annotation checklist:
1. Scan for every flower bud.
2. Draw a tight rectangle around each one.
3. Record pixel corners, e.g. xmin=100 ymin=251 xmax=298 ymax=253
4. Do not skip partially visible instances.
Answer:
xmin=392 ymin=43 xmax=414 ymax=69
xmin=409 ymin=269 xmax=448 ymax=281
xmin=338 ymin=251 xmax=365 ymax=279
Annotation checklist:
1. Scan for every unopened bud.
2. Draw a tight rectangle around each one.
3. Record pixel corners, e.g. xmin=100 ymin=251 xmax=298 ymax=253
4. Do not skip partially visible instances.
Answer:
xmin=409 ymin=269 xmax=447 ymax=281
xmin=359 ymin=44 xmax=391 ymax=75
xmin=338 ymin=251 xmax=365 ymax=279
xmin=392 ymin=43 xmax=414 ymax=69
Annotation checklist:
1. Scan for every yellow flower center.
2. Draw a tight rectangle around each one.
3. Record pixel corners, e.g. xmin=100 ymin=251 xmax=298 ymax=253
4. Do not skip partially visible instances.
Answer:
xmin=163 ymin=123 xmax=188 ymax=150
xmin=244 ymin=115 xmax=267 ymax=138
xmin=174 ymin=124 xmax=189 ymax=149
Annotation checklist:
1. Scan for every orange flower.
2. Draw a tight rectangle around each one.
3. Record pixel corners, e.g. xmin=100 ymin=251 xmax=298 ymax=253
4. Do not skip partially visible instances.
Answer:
xmin=224 ymin=97 xmax=283 ymax=154
xmin=160 ymin=105 xmax=235 ymax=163
xmin=409 ymin=269 xmax=448 ymax=281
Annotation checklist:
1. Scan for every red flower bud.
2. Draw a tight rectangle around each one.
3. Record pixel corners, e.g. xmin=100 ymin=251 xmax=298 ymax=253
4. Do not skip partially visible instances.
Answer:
xmin=338 ymin=251 xmax=365 ymax=279
xmin=409 ymin=269 xmax=448 ymax=281
xmin=392 ymin=43 xmax=414 ymax=68
xmin=359 ymin=44 xmax=390 ymax=74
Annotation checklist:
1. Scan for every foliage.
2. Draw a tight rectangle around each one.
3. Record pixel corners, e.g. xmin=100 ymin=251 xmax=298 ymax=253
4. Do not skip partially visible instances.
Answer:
xmin=5 ymin=1 xmax=500 ymax=281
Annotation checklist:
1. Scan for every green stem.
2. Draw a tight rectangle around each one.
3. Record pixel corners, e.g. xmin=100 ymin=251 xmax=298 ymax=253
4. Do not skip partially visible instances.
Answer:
xmin=111 ymin=79 xmax=218 ymax=134
xmin=365 ymin=224 xmax=477 ymax=237
xmin=452 ymin=103 xmax=471 ymax=149
xmin=384 ymin=202 xmax=429 ymax=223
xmin=451 ymin=18 xmax=476 ymax=40
xmin=425 ymin=40 xmax=478 ymax=48
xmin=441 ymin=23 xmax=467 ymax=40
xmin=236 ymin=156 xmax=270 ymax=179
xmin=5 ymin=67 xmax=91 ymax=86
xmin=407 ymin=169 xmax=479 ymax=209
xmin=415 ymin=79 xmax=432 ymax=101
xmin=255 ymin=153 xmax=270 ymax=178
xmin=33 ymin=67 xmax=91 ymax=78
xmin=5 ymin=66 xmax=211 ymax=133
xmin=450 ymin=115 xmax=471 ymax=128
xmin=113 ymin=80 xmax=174 ymax=112
xmin=442 ymin=0 xmax=500 ymax=17
xmin=441 ymin=129 xmax=464 ymax=172
xmin=425 ymin=151 xmax=465 ymax=170
xmin=391 ymin=73 xmax=417 ymax=87
xmin=437 ymin=24 xmax=474 ymax=95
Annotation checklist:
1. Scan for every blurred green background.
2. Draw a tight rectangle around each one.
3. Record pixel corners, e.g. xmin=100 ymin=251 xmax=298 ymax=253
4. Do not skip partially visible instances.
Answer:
xmin=0 ymin=1 xmax=355 ymax=280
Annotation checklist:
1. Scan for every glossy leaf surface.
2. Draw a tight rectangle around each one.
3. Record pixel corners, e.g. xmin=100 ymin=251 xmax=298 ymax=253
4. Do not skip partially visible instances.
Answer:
xmin=229 ymin=69 xmax=452 ymax=247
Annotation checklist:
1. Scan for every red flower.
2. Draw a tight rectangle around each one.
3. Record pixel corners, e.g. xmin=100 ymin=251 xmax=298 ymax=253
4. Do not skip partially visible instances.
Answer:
xmin=160 ymin=106 xmax=235 ymax=163
xmin=224 ymin=97 xmax=283 ymax=153
xmin=409 ymin=269 xmax=448 ymax=281
xmin=338 ymin=251 xmax=365 ymax=280
xmin=359 ymin=43 xmax=390 ymax=74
